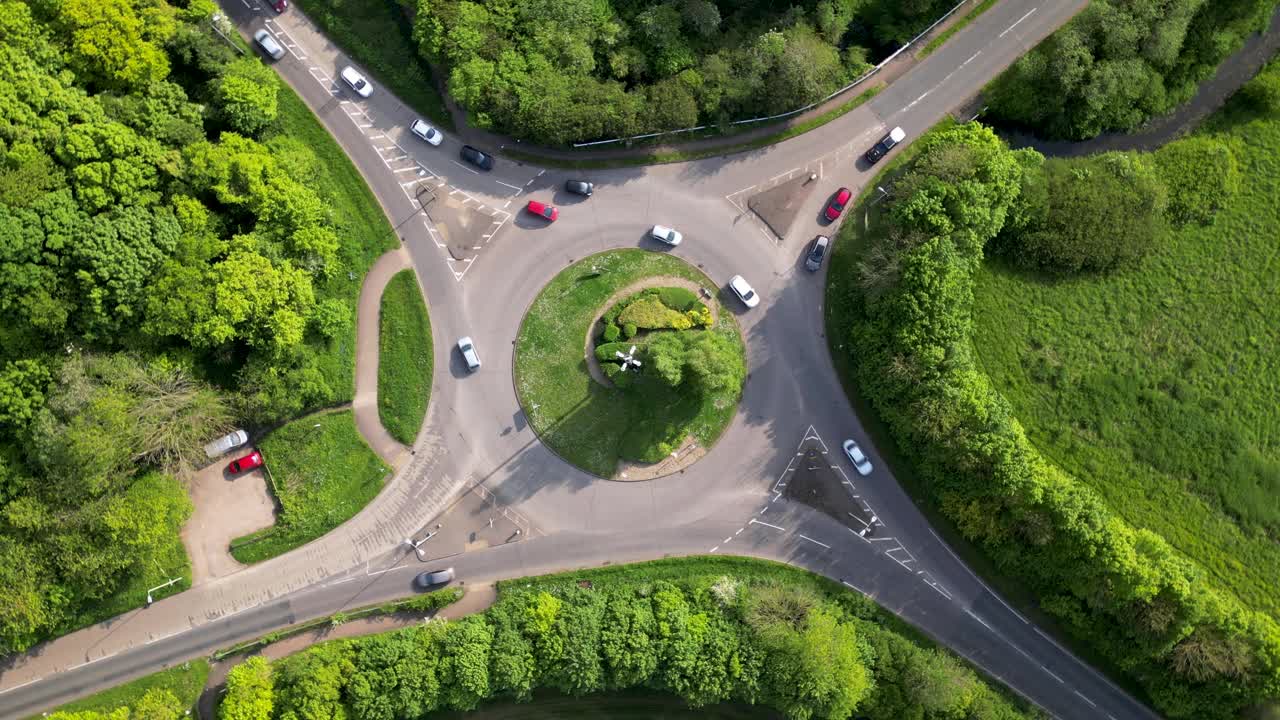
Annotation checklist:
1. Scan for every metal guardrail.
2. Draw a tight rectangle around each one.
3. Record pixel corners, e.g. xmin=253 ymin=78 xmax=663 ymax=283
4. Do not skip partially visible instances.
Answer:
xmin=572 ymin=0 xmax=976 ymax=148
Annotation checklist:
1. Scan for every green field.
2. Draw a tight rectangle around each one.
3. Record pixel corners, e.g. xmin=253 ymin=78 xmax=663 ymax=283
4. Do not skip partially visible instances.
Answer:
xmin=230 ymin=411 xmax=389 ymax=564
xmin=377 ymin=269 xmax=434 ymax=445
xmin=971 ymin=90 xmax=1280 ymax=615
xmin=514 ymin=251 xmax=744 ymax=477
xmin=35 ymin=660 xmax=209 ymax=719
xmin=288 ymin=0 xmax=451 ymax=128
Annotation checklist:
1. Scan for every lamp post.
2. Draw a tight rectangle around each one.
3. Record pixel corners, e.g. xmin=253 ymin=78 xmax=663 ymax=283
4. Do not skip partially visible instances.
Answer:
xmin=146 ymin=576 xmax=183 ymax=606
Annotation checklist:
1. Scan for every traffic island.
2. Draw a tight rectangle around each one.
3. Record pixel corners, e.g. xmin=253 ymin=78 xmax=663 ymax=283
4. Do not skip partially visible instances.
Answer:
xmin=514 ymin=250 xmax=746 ymax=479
xmin=748 ymin=172 xmax=818 ymax=239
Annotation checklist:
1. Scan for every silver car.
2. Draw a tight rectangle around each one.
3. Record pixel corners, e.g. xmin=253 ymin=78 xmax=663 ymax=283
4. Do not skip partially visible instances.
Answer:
xmin=415 ymin=567 xmax=455 ymax=588
xmin=410 ymin=119 xmax=443 ymax=146
xmin=805 ymin=235 xmax=830 ymax=272
xmin=457 ymin=337 xmax=481 ymax=372
xmin=203 ymin=429 xmax=249 ymax=459
xmin=253 ymin=29 xmax=285 ymax=60
xmin=728 ymin=275 xmax=759 ymax=308
xmin=843 ymin=439 xmax=873 ymax=476
xmin=650 ymin=224 xmax=683 ymax=246
xmin=340 ymin=66 xmax=373 ymax=97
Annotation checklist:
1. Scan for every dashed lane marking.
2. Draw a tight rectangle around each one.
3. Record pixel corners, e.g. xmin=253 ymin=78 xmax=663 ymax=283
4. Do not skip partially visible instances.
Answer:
xmin=1000 ymin=7 xmax=1037 ymax=38
xmin=1043 ymin=666 xmax=1064 ymax=683
xmin=1073 ymin=691 xmax=1097 ymax=708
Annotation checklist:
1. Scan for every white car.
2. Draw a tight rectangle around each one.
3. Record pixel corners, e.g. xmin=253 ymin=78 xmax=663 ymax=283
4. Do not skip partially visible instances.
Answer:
xmin=728 ymin=275 xmax=759 ymax=308
xmin=253 ymin=29 xmax=285 ymax=60
xmin=410 ymin=119 xmax=443 ymax=146
xmin=457 ymin=337 xmax=481 ymax=372
xmin=650 ymin=225 xmax=682 ymax=246
xmin=340 ymin=66 xmax=373 ymax=98
xmin=203 ymin=429 xmax=249 ymax=459
xmin=843 ymin=439 xmax=873 ymax=476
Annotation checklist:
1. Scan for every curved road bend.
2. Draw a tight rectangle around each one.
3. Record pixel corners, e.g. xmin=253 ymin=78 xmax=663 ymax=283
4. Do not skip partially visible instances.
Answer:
xmin=0 ymin=2 xmax=1159 ymax=719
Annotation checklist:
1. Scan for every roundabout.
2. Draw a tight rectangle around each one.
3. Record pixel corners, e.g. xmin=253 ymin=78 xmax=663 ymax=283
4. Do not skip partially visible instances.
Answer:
xmin=514 ymin=251 xmax=745 ymax=479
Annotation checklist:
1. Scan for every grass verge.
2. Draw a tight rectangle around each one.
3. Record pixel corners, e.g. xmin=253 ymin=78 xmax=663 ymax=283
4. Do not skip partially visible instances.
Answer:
xmin=229 ymin=410 xmax=389 ymax=564
xmin=377 ymin=269 xmax=433 ymax=445
xmin=918 ymin=0 xmax=999 ymax=58
xmin=33 ymin=660 xmax=209 ymax=719
xmin=821 ymin=117 xmax=1147 ymax=698
xmin=505 ymin=86 xmax=882 ymax=170
xmin=287 ymin=0 xmax=451 ymax=128
xmin=514 ymin=251 xmax=743 ymax=477
xmin=266 ymin=84 xmax=398 ymax=404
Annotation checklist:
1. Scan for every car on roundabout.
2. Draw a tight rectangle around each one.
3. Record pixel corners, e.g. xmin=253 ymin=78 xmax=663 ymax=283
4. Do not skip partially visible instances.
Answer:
xmin=565 ymin=179 xmax=593 ymax=196
xmin=340 ymin=66 xmax=373 ymax=98
xmin=728 ymin=275 xmax=759 ymax=308
xmin=526 ymin=200 xmax=559 ymax=222
xmin=457 ymin=337 xmax=481 ymax=372
xmin=824 ymin=187 xmax=852 ymax=222
xmin=805 ymin=235 xmax=830 ymax=272
xmin=650 ymin=225 xmax=682 ymax=246
xmin=843 ymin=439 xmax=873 ymax=476
xmin=460 ymin=145 xmax=494 ymax=171
xmin=415 ymin=567 xmax=455 ymax=588
xmin=410 ymin=119 xmax=443 ymax=146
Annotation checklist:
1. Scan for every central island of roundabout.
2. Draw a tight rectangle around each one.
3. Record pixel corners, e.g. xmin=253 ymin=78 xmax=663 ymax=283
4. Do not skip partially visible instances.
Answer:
xmin=514 ymin=249 xmax=747 ymax=479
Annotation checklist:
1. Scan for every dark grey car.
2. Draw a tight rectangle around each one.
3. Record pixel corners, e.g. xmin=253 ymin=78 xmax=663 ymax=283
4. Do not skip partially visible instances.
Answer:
xmin=415 ymin=567 xmax=455 ymax=588
xmin=565 ymin=179 xmax=593 ymax=196
xmin=460 ymin=145 xmax=494 ymax=170
xmin=805 ymin=235 xmax=830 ymax=272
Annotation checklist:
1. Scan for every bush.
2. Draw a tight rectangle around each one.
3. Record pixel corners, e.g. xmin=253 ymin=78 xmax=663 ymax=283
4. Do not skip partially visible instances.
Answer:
xmin=400 ymin=586 xmax=464 ymax=613
xmin=1153 ymin=136 xmax=1240 ymax=226
xmin=654 ymin=286 xmax=700 ymax=311
xmin=617 ymin=296 xmax=691 ymax=330
xmin=622 ymin=323 xmax=637 ymax=339
xmin=602 ymin=323 xmax=621 ymax=343
xmin=998 ymin=152 xmax=1167 ymax=273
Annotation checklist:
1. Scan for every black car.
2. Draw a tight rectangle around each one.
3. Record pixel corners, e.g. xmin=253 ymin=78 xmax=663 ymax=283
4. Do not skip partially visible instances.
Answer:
xmin=805 ymin=235 xmax=830 ymax=272
xmin=864 ymin=126 xmax=905 ymax=164
xmin=565 ymin=179 xmax=593 ymax=196
xmin=460 ymin=145 xmax=494 ymax=171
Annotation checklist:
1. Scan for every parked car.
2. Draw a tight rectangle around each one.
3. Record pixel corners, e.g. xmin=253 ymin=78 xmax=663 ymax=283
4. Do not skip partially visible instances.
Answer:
xmin=824 ymin=187 xmax=852 ymax=221
xmin=203 ymin=429 xmax=249 ymax=459
xmin=415 ymin=567 xmax=455 ymax=588
xmin=460 ymin=145 xmax=494 ymax=170
xmin=269 ymin=0 xmax=288 ymax=12
xmin=526 ymin=200 xmax=558 ymax=222
xmin=864 ymin=126 xmax=906 ymax=164
xmin=410 ymin=119 xmax=443 ymax=146
xmin=843 ymin=439 xmax=873 ymax=476
xmin=253 ymin=29 xmax=285 ymax=60
xmin=650 ymin=225 xmax=683 ymax=246
xmin=340 ymin=66 xmax=373 ymax=98
xmin=457 ymin=337 xmax=481 ymax=372
xmin=565 ymin=179 xmax=593 ymax=196
xmin=227 ymin=450 xmax=264 ymax=475
xmin=728 ymin=275 xmax=759 ymax=308
xmin=805 ymin=235 xmax=830 ymax=272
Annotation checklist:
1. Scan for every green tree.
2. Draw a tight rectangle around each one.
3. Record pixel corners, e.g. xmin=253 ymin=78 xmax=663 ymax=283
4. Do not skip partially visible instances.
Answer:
xmin=215 ymin=57 xmax=280 ymax=136
xmin=439 ymin=617 xmax=494 ymax=710
xmin=46 ymin=0 xmax=172 ymax=90
xmin=683 ymin=333 xmax=745 ymax=394
xmin=132 ymin=688 xmax=184 ymax=720
xmin=0 ymin=359 xmax=51 ymax=429
xmin=222 ymin=656 xmax=275 ymax=720
xmin=646 ymin=333 xmax=686 ymax=387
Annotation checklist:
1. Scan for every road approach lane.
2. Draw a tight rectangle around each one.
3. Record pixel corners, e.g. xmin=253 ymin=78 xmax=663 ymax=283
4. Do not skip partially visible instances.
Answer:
xmin=0 ymin=2 xmax=1162 ymax=719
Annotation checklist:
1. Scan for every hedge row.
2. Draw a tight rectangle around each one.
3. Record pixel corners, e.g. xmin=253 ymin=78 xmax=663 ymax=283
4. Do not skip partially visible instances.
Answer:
xmin=221 ymin=559 xmax=1036 ymax=720
xmin=834 ymin=122 xmax=1280 ymax=719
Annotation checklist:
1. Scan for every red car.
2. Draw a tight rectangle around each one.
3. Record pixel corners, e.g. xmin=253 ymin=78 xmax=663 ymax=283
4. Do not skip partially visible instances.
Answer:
xmin=824 ymin=187 xmax=852 ymax=221
xmin=526 ymin=200 xmax=558 ymax=222
xmin=227 ymin=451 xmax=263 ymax=474
xmin=270 ymin=0 xmax=288 ymax=12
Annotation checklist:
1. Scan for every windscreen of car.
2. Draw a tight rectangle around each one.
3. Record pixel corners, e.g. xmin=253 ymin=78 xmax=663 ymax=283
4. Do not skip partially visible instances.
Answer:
xmin=743 ymin=289 xmax=755 ymax=301
xmin=811 ymin=244 xmax=825 ymax=259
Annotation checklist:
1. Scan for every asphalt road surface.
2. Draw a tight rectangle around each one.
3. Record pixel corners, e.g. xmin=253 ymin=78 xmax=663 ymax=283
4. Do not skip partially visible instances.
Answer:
xmin=0 ymin=2 xmax=1163 ymax=719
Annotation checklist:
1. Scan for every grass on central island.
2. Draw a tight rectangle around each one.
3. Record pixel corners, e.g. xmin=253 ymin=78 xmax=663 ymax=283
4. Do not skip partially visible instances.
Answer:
xmin=230 ymin=411 xmax=389 ymax=564
xmin=515 ymin=250 xmax=744 ymax=477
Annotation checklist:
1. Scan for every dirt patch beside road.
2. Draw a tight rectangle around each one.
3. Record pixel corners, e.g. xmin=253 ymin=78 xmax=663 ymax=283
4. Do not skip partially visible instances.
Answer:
xmin=181 ymin=455 xmax=277 ymax=586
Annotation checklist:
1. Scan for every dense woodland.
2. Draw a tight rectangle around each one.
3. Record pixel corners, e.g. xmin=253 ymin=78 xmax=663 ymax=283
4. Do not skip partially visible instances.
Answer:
xmin=206 ymin=563 xmax=1036 ymax=720
xmin=409 ymin=0 xmax=957 ymax=144
xmin=0 ymin=0 xmax=374 ymax=654
xmin=830 ymin=121 xmax=1278 ymax=719
xmin=987 ymin=0 xmax=1279 ymax=139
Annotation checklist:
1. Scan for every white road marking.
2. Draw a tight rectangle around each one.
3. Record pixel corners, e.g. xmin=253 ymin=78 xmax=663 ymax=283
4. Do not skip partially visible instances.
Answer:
xmin=496 ymin=180 xmax=523 ymax=192
xmin=929 ymin=528 xmax=1030 ymax=624
xmin=797 ymin=534 xmax=830 ymax=549
xmin=0 ymin=677 xmax=41 ymax=694
xmin=965 ymin=608 xmax=993 ymax=631
xmin=749 ymin=518 xmax=785 ymax=531
xmin=709 ymin=545 xmax=719 ymax=553
xmin=145 ymin=629 xmax=183 ymax=645
xmin=734 ymin=528 xmax=744 ymax=536
xmin=451 ymin=160 xmax=479 ymax=174
xmin=68 ymin=654 xmax=115 ymax=671
xmin=1000 ymin=7 xmax=1037 ymax=38
xmin=1073 ymin=690 xmax=1097 ymax=708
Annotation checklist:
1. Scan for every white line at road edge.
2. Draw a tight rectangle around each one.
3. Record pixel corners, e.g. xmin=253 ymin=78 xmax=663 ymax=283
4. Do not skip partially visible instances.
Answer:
xmin=0 ymin=677 xmax=41 ymax=695
xmin=1000 ymin=7 xmax=1038 ymax=38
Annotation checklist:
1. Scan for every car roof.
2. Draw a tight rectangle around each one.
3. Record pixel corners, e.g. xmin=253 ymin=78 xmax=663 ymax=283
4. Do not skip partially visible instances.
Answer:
xmin=889 ymin=126 xmax=906 ymax=141
xmin=836 ymin=187 xmax=851 ymax=199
